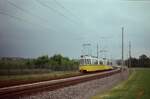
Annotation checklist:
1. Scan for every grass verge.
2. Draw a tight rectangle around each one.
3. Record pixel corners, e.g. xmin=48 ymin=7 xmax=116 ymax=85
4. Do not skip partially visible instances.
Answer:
xmin=0 ymin=71 xmax=80 ymax=88
xmin=92 ymin=68 xmax=150 ymax=99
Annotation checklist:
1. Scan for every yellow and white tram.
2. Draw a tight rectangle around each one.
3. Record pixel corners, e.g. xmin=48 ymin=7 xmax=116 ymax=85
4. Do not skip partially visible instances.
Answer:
xmin=79 ymin=55 xmax=113 ymax=72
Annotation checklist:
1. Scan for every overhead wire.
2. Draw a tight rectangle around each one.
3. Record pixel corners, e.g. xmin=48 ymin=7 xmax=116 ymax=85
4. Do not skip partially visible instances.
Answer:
xmin=35 ymin=0 xmax=78 ymax=25
xmin=51 ymin=0 xmax=92 ymax=39
xmin=35 ymin=0 xmax=87 ymax=35
xmin=53 ymin=0 xmax=81 ymax=23
xmin=2 ymin=0 xmax=87 ymax=38
xmin=0 ymin=9 xmax=55 ymax=34
xmin=6 ymin=0 xmax=58 ymax=33
xmin=51 ymin=0 xmax=91 ymax=42
xmin=0 ymin=10 xmax=26 ymax=23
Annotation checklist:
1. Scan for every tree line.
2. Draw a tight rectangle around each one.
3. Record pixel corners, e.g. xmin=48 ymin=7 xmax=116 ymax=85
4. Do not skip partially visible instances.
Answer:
xmin=117 ymin=54 xmax=150 ymax=67
xmin=0 ymin=54 xmax=79 ymax=75
xmin=1 ymin=54 xmax=150 ymax=75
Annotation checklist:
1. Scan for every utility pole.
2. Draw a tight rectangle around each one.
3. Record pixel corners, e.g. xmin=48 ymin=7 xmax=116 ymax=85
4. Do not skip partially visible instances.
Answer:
xmin=122 ymin=27 xmax=124 ymax=68
xmin=129 ymin=41 xmax=131 ymax=68
xmin=97 ymin=43 xmax=99 ymax=58
xmin=97 ymin=43 xmax=99 ymax=64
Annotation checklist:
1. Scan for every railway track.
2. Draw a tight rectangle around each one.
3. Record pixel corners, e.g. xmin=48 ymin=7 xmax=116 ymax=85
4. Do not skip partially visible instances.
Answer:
xmin=0 ymin=68 xmax=121 ymax=99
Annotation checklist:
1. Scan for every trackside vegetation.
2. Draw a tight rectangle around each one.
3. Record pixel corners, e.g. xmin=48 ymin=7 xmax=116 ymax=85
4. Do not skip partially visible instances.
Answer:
xmin=0 ymin=54 xmax=80 ymax=87
xmin=0 ymin=71 xmax=80 ymax=88
xmin=0 ymin=54 xmax=79 ymax=75
xmin=92 ymin=68 xmax=150 ymax=99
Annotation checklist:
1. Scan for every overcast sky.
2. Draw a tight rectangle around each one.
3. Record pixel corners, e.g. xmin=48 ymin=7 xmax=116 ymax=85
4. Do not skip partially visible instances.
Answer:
xmin=0 ymin=0 xmax=150 ymax=59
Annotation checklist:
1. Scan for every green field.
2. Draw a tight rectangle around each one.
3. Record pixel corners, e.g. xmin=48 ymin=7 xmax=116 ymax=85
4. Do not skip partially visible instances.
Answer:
xmin=92 ymin=68 xmax=150 ymax=99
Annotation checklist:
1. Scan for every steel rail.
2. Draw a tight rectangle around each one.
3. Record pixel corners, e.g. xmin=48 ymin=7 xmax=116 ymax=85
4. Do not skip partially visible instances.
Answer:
xmin=0 ymin=68 xmax=121 ymax=98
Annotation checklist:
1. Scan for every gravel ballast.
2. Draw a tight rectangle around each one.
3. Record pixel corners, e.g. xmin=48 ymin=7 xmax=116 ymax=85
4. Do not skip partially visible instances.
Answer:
xmin=20 ymin=69 xmax=129 ymax=99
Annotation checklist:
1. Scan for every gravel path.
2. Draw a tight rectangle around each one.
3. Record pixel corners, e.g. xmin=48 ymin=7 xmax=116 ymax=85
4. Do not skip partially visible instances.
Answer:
xmin=20 ymin=70 xmax=129 ymax=99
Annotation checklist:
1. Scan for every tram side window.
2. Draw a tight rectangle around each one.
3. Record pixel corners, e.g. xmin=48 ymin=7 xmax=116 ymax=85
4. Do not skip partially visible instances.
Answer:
xmin=85 ymin=59 xmax=90 ymax=65
xmin=87 ymin=59 xmax=91 ymax=64
xmin=92 ymin=59 xmax=96 ymax=65
xmin=92 ymin=59 xmax=99 ymax=65
xmin=100 ymin=61 xmax=103 ymax=65
xmin=95 ymin=60 xmax=98 ymax=64
xmin=80 ymin=59 xmax=84 ymax=65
